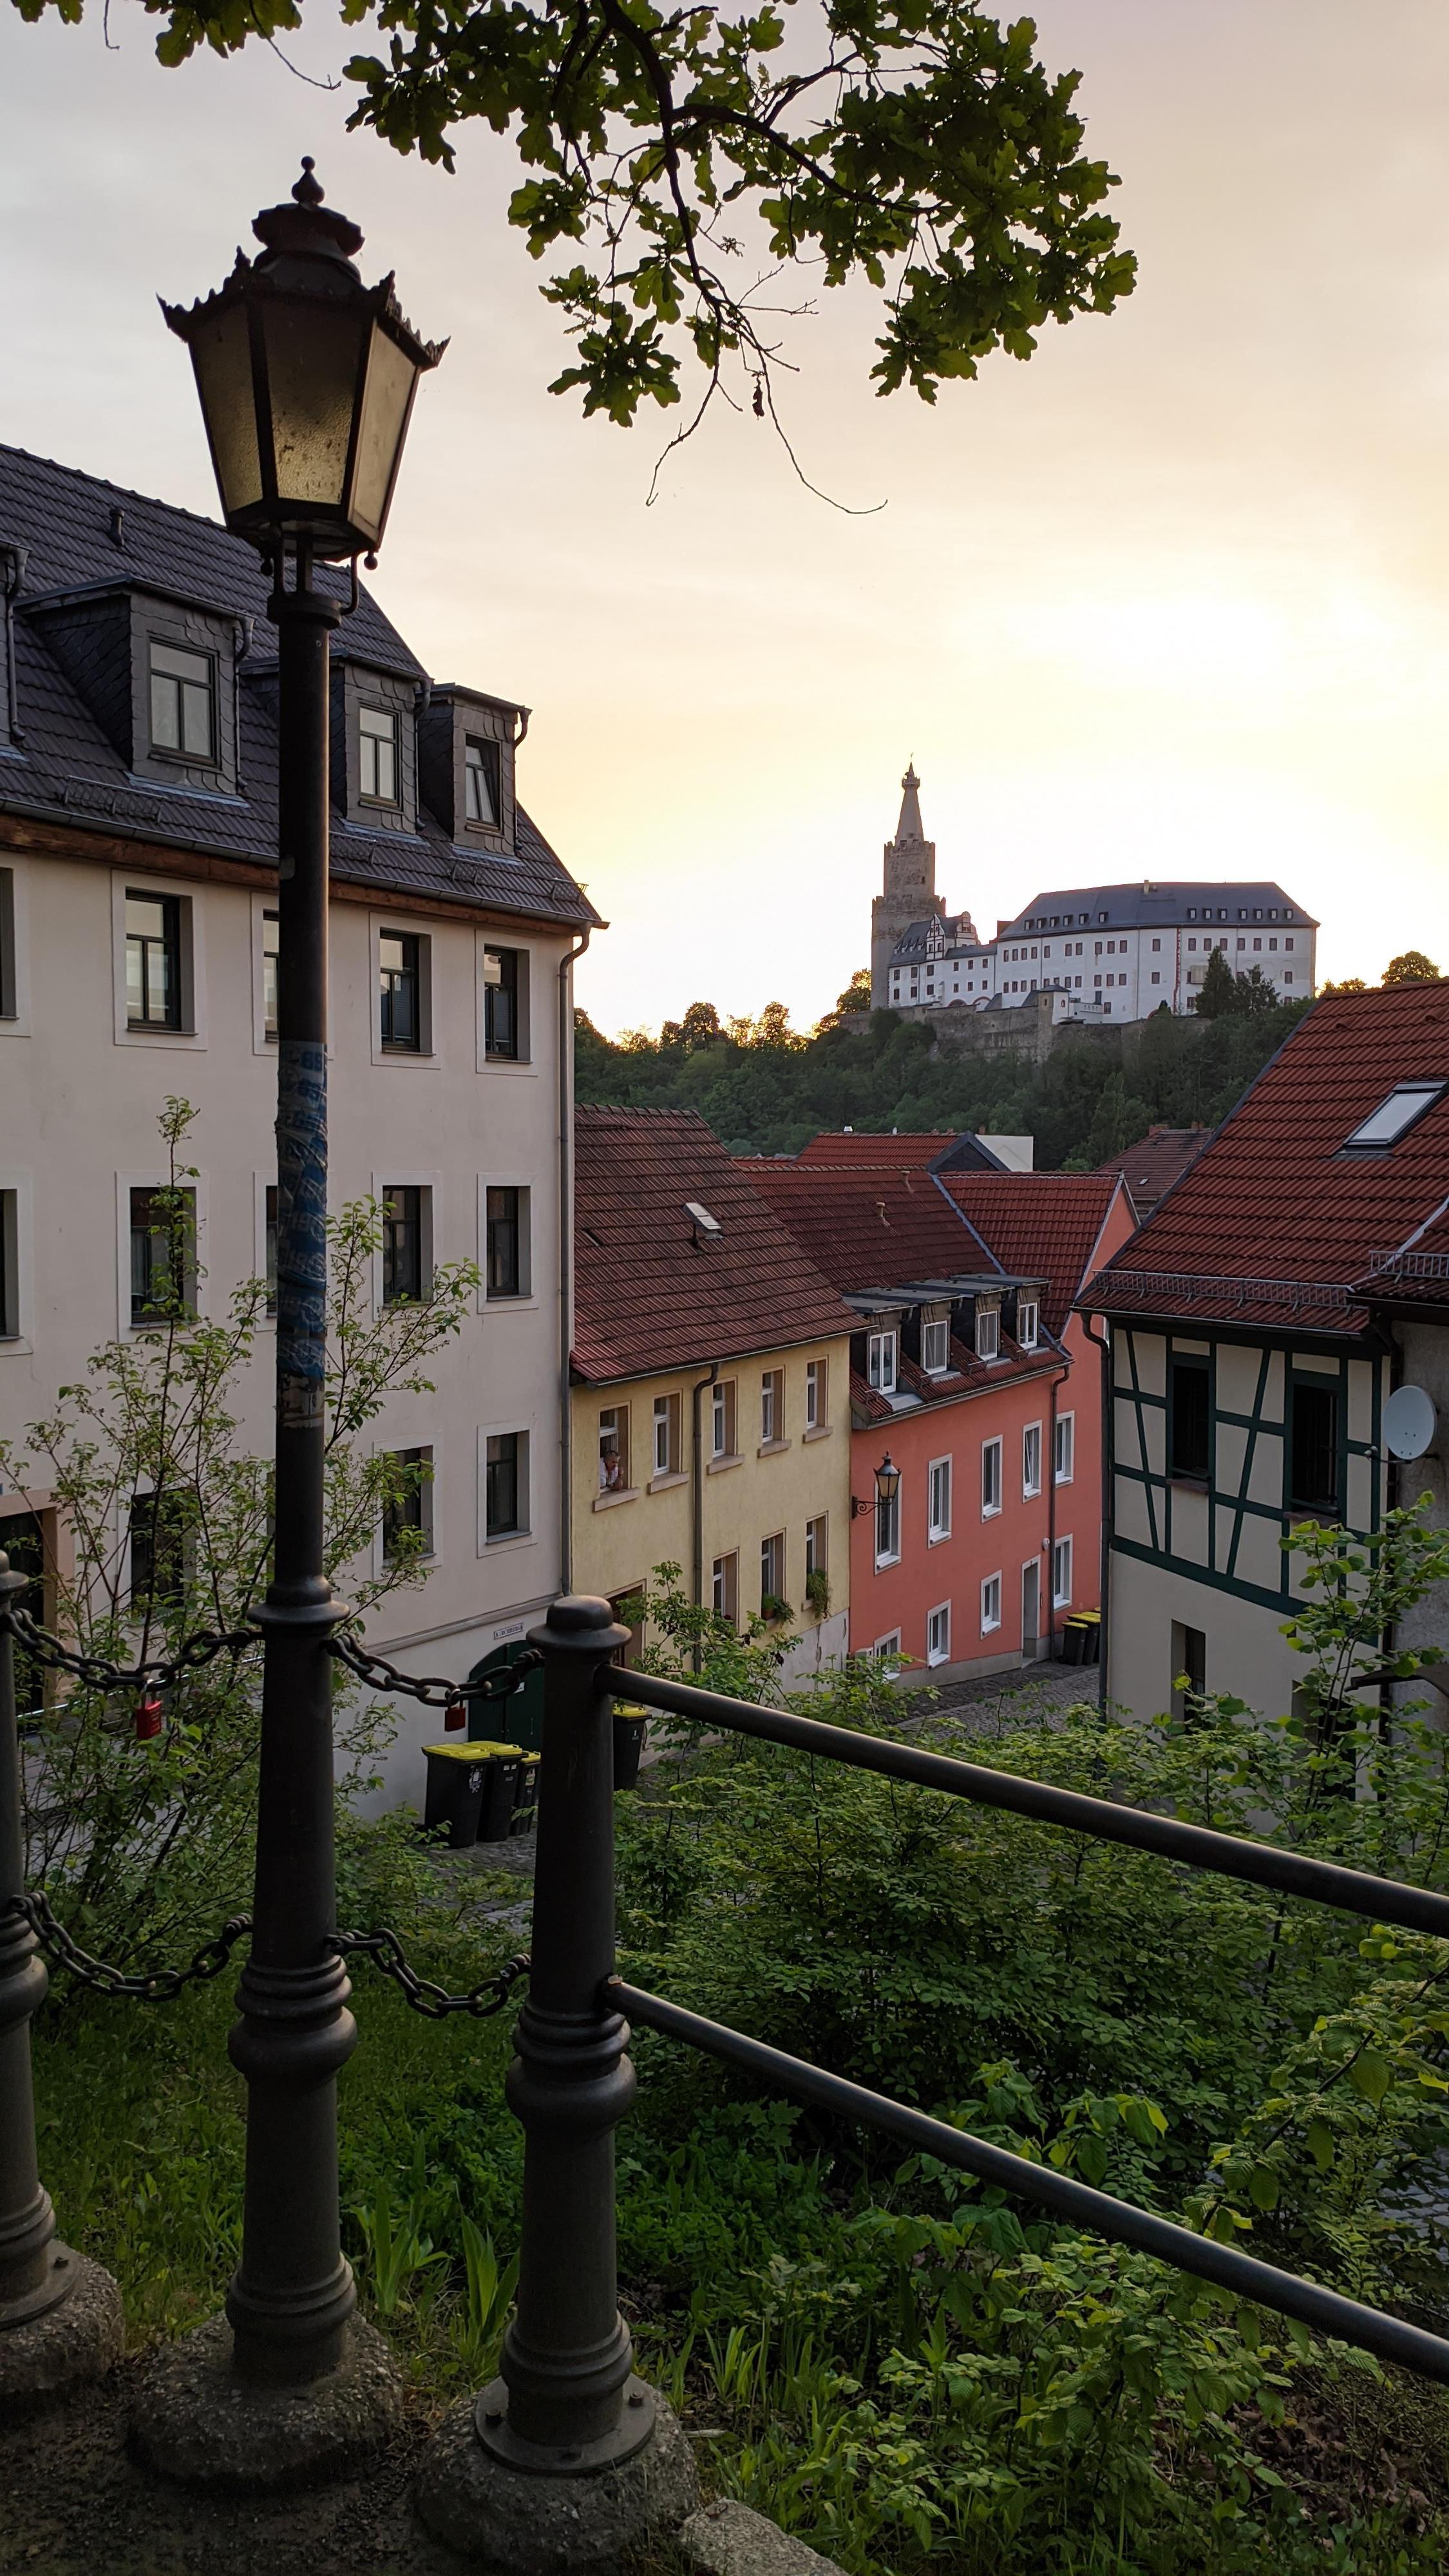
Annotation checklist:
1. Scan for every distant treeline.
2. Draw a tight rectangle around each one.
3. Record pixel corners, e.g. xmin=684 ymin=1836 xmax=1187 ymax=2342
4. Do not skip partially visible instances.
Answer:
xmin=574 ymin=987 xmax=1316 ymax=1168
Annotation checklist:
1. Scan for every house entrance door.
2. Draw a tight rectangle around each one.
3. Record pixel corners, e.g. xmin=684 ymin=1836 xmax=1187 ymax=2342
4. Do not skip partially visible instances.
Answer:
xmin=1021 ymin=1559 xmax=1041 ymax=1663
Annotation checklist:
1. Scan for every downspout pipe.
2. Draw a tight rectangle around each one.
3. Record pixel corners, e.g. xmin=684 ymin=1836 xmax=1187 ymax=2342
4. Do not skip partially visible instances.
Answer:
xmin=1083 ymin=1314 xmax=1113 ymax=1716
xmin=691 ymin=1363 xmax=721 ymax=1669
xmin=557 ymin=927 xmax=591 ymax=1592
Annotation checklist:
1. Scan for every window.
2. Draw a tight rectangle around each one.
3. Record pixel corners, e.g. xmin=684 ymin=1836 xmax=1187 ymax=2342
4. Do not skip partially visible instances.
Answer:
xmin=126 ymin=891 xmax=182 ymax=1030
xmin=652 ymin=1394 xmax=681 ymax=1478
xmin=1052 ymin=1536 xmax=1072 ymax=1607
xmin=383 ymin=1446 xmax=433 ymax=1560
xmin=928 ymin=1455 xmax=951 ymax=1542
xmin=484 ymin=947 xmax=521 ymax=1060
xmin=149 ymin=639 xmax=214 ymax=761
xmin=1343 ymin=1083 xmax=1446 ymax=1152
xmin=805 ymin=1358 xmax=827 ymax=1431
xmin=980 ymin=1574 xmax=1001 ymax=1634
xmin=1171 ymin=1620 xmax=1207 ymax=1719
xmin=873 ymin=1632 xmax=902 ymax=1670
xmin=875 ymin=1475 xmax=901 ymax=1566
xmin=805 ymin=1515 xmax=828 ymax=1580
xmin=598 ymin=1406 xmax=629 ymax=1495
xmin=1151 ymin=937 xmax=1161 ymax=952
xmin=0 ymin=1189 xmax=17 ymax=1338
xmin=975 ymin=1303 xmax=1000 ymax=1362
xmin=711 ymin=1551 xmax=739 ymax=1624
xmin=484 ymin=1430 xmax=527 ymax=1539
xmin=0 ymin=869 xmax=17 ymax=1019
xmin=129 ymin=1186 xmax=195 ymax=1325
xmin=379 ymin=931 xmax=423 ymax=1052
xmin=1018 ymin=1298 xmax=1039 ymax=1350
xmin=261 ymin=908 xmax=279 ymax=1041
xmin=464 ymin=736 xmax=500 ymax=827
xmin=381 ymin=1185 xmax=426 ymax=1305
xmin=359 ymin=704 xmax=399 ymax=804
xmin=1285 ymin=936 xmax=1294 ymax=952
xmin=1022 ymin=1423 xmax=1042 ymax=1498
xmin=711 ymin=1379 xmax=737 ymax=1460
xmin=981 ymin=1437 xmax=1002 ymax=1517
xmin=129 ymin=1490 xmax=187 ymax=1608
xmin=761 ymin=1368 xmax=784 ymax=1445
xmin=486 ymin=1185 xmax=526 ymax=1298
xmin=761 ymin=1531 xmax=786 ymax=1615
xmin=1290 ymin=1378 xmax=1340 ymax=1514
xmin=1054 ymin=1412 xmax=1075 ymax=1484
xmin=921 ymin=1316 xmax=950 ymax=1374
xmin=1168 ymin=1356 xmax=1211 ymax=1482
xmin=1150 ymin=971 xmax=1161 ymax=985
xmin=264 ymin=1184 xmax=278 ymax=1317
xmin=927 ymin=1602 xmax=951 ymax=1665
xmin=867 ymin=1331 xmax=897 ymax=1394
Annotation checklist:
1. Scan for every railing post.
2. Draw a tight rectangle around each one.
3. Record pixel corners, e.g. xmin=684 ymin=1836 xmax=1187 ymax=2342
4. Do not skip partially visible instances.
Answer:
xmin=417 ymin=1594 xmax=698 ymax=2570
xmin=0 ymin=1553 xmax=121 ymax=2405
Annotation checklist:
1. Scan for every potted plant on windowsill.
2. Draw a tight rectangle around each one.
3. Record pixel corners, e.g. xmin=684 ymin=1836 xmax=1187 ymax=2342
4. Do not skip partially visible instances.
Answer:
xmin=761 ymin=1593 xmax=792 ymax=1626
xmin=804 ymin=1568 xmax=831 ymax=1620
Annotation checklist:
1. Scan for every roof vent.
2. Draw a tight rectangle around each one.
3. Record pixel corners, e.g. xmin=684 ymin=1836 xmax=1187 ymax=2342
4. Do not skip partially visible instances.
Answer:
xmin=685 ymin=1200 xmax=721 ymax=1246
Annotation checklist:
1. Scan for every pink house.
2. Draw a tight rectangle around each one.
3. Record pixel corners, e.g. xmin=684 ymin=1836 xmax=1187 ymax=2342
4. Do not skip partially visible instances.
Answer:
xmin=742 ymin=1151 xmax=1133 ymax=1678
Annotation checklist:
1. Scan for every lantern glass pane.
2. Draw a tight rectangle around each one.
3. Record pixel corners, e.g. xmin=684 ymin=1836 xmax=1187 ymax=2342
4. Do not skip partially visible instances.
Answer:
xmin=350 ymin=323 xmax=417 ymax=543
xmin=260 ymin=298 xmax=366 ymax=513
xmin=189 ymin=304 xmax=263 ymax=517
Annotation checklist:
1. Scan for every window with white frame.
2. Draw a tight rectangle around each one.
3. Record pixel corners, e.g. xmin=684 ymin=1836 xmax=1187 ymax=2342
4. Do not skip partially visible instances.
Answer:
xmin=1022 ymin=1422 xmax=1042 ymax=1498
xmin=1052 ymin=1536 xmax=1073 ymax=1607
xmin=483 ymin=946 xmax=524 ymax=1061
xmin=598 ymin=1405 xmax=629 ymax=1495
xmin=927 ymin=1602 xmax=951 ymax=1665
xmin=927 ymin=1455 xmax=951 ymax=1542
xmin=921 ymin=1316 xmax=950 ymax=1374
xmin=129 ymin=1186 xmax=196 ymax=1327
xmin=981 ymin=1437 xmax=1002 ymax=1517
xmin=760 ymin=1367 xmax=784 ymax=1445
xmin=867 ymin=1330 xmax=897 ymax=1394
xmin=711 ymin=1551 xmax=739 ymax=1624
xmin=805 ymin=1357 xmax=827 ymax=1430
xmin=1018 ymin=1297 xmax=1039 ymax=1349
xmin=760 ymin=1531 xmax=786 ymax=1615
xmin=1054 ymin=1412 xmax=1075 ymax=1484
xmin=359 ymin=704 xmax=399 ymax=804
xmin=0 ymin=1189 xmax=19 ymax=1339
xmin=383 ymin=1445 xmax=434 ymax=1561
xmin=484 ymin=1430 xmax=527 ymax=1539
xmin=873 ymin=1632 xmax=903 ymax=1669
xmin=975 ymin=1302 xmax=1000 ymax=1362
xmin=0 ymin=869 xmax=15 ymax=1021
xmin=710 ymin=1378 xmax=737 ymax=1459
xmin=805 ymin=1515 xmax=828 ymax=1581
xmin=980 ymin=1573 xmax=1002 ymax=1634
xmin=486 ymin=1185 xmax=529 ymax=1298
xmin=652 ymin=1393 xmax=681 ymax=1478
xmin=875 ymin=1473 xmax=902 ymax=1566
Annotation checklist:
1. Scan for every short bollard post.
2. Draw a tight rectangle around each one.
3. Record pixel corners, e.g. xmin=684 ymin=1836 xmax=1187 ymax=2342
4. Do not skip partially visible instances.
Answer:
xmin=0 ymin=1552 xmax=122 ymax=2406
xmin=417 ymin=1595 xmax=698 ymax=2571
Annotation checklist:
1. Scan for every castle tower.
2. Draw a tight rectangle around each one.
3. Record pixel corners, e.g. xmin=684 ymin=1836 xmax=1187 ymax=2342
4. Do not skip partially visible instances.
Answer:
xmin=870 ymin=764 xmax=943 ymax=1007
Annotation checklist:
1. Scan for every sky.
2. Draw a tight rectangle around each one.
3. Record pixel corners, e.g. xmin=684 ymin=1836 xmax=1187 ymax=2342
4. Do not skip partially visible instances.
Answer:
xmin=3 ymin=1 xmax=1449 ymax=1034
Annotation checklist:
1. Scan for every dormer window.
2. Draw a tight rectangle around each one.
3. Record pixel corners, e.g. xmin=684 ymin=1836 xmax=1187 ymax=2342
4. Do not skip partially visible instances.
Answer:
xmin=921 ymin=1317 xmax=949 ymax=1374
xmin=464 ymin=736 xmax=500 ymax=827
xmin=867 ymin=1330 xmax=897 ymax=1394
xmin=359 ymin=705 xmax=399 ymax=806
xmin=149 ymin=640 xmax=215 ymax=762
xmin=975 ymin=1302 xmax=1001 ymax=1362
xmin=1018 ymin=1297 xmax=1039 ymax=1349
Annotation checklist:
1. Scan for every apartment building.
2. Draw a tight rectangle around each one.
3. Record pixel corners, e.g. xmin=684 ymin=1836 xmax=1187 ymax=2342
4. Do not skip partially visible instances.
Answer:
xmin=571 ymin=1110 xmax=855 ymax=1676
xmin=0 ymin=444 xmax=598 ymax=1809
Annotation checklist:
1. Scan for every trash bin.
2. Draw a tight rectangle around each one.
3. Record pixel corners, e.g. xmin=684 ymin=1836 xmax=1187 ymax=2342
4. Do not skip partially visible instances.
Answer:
xmin=1061 ymin=1619 xmax=1086 ymax=1667
xmin=613 ymin=1706 xmax=648 ymax=1791
xmin=511 ymin=1752 xmax=541 ymax=1834
xmin=472 ymin=1743 xmax=524 ymax=1841
xmin=1077 ymin=1612 xmax=1102 ymax=1668
xmin=422 ymin=1740 xmax=492 ymax=1850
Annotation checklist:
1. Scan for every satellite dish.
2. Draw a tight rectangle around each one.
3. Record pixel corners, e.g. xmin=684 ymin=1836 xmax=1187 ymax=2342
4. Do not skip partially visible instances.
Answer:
xmin=1385 ymin=1384 xmax=1437 ymax=1462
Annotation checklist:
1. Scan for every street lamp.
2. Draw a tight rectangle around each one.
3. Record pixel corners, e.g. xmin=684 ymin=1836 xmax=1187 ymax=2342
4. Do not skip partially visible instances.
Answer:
xmin=852 ymin=1454 xmax=902 ymax=1519
xmin=138 ymin=164 xmax=442 ymax=2482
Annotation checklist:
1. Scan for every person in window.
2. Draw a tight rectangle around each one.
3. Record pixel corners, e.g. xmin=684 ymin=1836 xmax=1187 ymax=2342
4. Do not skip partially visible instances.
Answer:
xmin=599 ymin=1427 xmax=623 ymax=1493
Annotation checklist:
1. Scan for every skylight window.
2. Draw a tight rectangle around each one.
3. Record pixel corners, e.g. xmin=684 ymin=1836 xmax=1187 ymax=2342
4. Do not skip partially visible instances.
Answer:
xmin=685 ymin=1200 xmax=722 ymax=1243
xmin=1342 ymin=1083 xmax=1447 ymax=1152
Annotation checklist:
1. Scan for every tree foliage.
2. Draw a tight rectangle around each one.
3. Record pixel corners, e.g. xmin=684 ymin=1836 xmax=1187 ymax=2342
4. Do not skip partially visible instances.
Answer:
xmin=8 ymin=0 xmax=1136 ymax=437
xmin=1383 ymin=951 xmax=1441 ymax=986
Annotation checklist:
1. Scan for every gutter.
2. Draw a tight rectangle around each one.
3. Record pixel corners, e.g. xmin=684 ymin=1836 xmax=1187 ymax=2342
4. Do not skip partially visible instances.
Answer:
xmin=556 ymin=926 xmax=591 ymax=1591
xmin=1082 ymin=1313 xmax=1113 ymax=1716
xmin=690 ymin=1363 xmax=722 ymax=1667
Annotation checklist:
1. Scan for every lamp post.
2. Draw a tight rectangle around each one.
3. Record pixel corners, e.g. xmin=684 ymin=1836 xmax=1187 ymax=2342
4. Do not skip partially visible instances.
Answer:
xmin=135 ymin=162 xmax=442 ymax=2488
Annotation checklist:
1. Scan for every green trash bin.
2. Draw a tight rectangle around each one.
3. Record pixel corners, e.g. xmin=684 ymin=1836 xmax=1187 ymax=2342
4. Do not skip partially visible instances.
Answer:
xmin=468 ymin=1643 xmax=544 ymax=1754
xmin=473 ymin=1742 xmax=524 ymax=1841
xmin=511 ymin=1751 xmax=541 ymax=1834
xmin=422 ymin=1740 xmax=491 ymax=1849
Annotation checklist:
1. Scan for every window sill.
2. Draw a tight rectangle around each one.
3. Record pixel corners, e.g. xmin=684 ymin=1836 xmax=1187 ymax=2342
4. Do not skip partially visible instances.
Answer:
xmin=593 ymin=1488 xmax=641 ymax=1512
xmin=1169 ymin=1473 xmax=1209 ymax=1493
xmin=874 ymin=1554 xmax=902 ymax=1573
xmin=481 ymin=1528 xmax=536 ymax=1553
xmin=981 ymin=1505 xmax=1002 ymax=1521
xmin=1023 ymin=1486 xmax=1043 ymax=1503
xmin=647 ymin=1471 xmax=688 ymax=1495
xmin=802 ymin=1424 xmax=833 ymax=1443
xmin=1054 ymin=1472 xmax=1074 ymax=1487
xmin=706 ymin=1454 xmax=744 ymax=1476
xmin=757 ymin=1439 xmax=791 ymax=1458
xmin=927 ymin=1529 xmax=951 ymax=1547
xmin=981 ymin=1624 xmax=1002 ymax=1638
xmin=485 ymin=1295 xmax=540 ymax=1314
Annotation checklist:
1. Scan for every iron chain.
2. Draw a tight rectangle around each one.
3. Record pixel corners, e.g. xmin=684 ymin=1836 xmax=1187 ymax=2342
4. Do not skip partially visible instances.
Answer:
xmin=332 ymin=1926 xmax=530 ymax=2019
xmin=328 ymin=1629 xmax=542 ymax=1711
xmin=0 ymin=1603 xmax=256 ymax=1697
xmin=1 ymin=1891 xmax=253 ymax=2000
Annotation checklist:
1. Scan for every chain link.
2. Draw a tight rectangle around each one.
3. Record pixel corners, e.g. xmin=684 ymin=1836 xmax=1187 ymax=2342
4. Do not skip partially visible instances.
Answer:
xmin=328 ymin=1629 xmax=542 ymax=1712
xmin=1 ymin=1891 xmax=253 ymax=2000
xmin=332 ymin=1926 xmax=530 ymax=2019
xmin=0 ymin=1603 xmax=256 ymax=1697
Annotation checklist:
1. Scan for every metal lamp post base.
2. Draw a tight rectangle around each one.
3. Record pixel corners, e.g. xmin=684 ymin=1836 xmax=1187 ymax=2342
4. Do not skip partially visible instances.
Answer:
xmin=416 ymin=2383 xmax=699 ymax=2575
xmin=129 ymin=2313 xmax=404 ymax=2494
xmin=0 ymin=2248 xmax=122 ymax=2416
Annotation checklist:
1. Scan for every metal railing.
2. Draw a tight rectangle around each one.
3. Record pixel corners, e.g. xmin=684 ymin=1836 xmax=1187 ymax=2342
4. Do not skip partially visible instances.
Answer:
xmin=1087 ymin=1267 xmax=1358 ymax=1314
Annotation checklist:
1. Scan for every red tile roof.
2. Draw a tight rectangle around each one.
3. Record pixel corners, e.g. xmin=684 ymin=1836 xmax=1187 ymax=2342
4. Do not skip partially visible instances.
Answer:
xmin=573 ymin=1108 xmax=857 ymax=1383
xmin=1357 ymin=1200 xmax=1449 ymax=1315
xmin=1092 ymin=1125 xmax=1209 ymax=1216
xmin=1082 ymin=985 xmax=1449 ymax=1334
xmin=793 ymin=1132 xmax=956 ymax=1168
xmin=936 ymin=1173 xmax=1131 ymax=1334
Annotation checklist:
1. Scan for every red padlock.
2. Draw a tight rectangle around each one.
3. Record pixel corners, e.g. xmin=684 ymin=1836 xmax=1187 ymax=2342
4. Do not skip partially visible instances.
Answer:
xmin=134 ymin=1690 xmax=164 ymax=1742
xmin=444 ymin=1696 xmax=467 ymax=1733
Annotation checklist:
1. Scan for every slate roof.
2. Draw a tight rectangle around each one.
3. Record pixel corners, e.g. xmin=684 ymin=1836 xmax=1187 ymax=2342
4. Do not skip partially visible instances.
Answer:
xmin=936 ymin=1172 xmax=1130 ymax=1335
xmin=999 ymin=880 xmax=1316 ymax=938
xmin=0 ymin=444 xmax=598 ymax=931
xmin=572 ymin=1108 xmax=857 ymax=1383
xmin=887 ymin=917 xmax=992 ymax=966
xmin=1081 ymin=985 xmax=1449 ymax=1336
xmin=1092 ymin=1125 xmax=1210 ymax=1218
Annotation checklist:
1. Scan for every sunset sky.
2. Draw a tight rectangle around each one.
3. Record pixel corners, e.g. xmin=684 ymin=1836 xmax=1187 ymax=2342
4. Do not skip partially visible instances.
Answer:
xmin=4 ymin=1 xmax=1448 ymax=1033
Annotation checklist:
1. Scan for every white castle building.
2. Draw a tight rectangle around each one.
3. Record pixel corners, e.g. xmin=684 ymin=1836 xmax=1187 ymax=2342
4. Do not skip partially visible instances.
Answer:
xmin=871 ymin=771 xmax=1317 ymax=1023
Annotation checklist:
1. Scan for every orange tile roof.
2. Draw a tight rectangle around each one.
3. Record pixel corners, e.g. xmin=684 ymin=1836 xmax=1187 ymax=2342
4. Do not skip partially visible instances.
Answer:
xmin=793 ymin=1132 xmax=956 ymax=1168
xmin=936 ymin=1173 xmax=1130 ymax=1334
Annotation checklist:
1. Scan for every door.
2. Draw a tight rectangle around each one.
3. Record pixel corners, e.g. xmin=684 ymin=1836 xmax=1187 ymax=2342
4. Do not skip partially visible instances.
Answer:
xmin=467 ymin=1638 xmax=544 ymax=1754
xmin=1021 ymin=1559 xmax=1041 ymax=1663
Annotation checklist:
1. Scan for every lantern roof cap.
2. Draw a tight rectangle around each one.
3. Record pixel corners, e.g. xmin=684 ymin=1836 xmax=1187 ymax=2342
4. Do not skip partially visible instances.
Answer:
xmin=252 ymin=157 xmax=365 ymax=271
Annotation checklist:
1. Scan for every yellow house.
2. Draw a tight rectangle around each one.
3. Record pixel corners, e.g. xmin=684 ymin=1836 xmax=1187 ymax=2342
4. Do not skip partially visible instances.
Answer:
xmin=571 ymin=1108 xmax=855 ymax=1676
